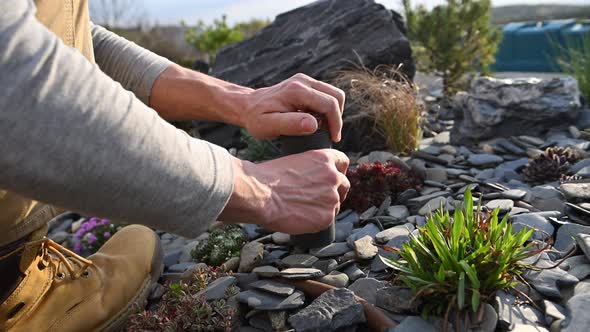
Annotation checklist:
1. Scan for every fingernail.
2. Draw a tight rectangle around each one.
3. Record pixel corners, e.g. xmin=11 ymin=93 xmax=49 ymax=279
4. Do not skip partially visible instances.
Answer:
xmin=301 ymin=117 xmax=317 ymax=132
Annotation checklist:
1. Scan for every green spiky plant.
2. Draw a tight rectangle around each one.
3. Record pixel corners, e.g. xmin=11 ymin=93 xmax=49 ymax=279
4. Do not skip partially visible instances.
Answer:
xmin=192 ymin=225 xmax=246 ymax=267
xmin=382 ymin=188 xmax=537 ymax=326
xmin=557 ymin=33 xmax=590 ymax=102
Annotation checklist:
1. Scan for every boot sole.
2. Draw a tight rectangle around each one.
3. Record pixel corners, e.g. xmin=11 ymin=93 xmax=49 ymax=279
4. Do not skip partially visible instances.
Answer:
xmin=95 ymin=230 xmax=164 ymax=332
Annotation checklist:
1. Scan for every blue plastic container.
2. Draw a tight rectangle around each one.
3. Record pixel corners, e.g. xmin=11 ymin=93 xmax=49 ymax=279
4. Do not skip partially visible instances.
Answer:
xmin=493 ymin=19 xmax=589 ymax=72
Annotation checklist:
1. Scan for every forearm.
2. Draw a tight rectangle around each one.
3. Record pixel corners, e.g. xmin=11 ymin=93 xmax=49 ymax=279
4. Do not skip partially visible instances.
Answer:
xmin=150 ymin=63 xmax=253 ymax=124
xmin=0 ymin=1 xmax=233 ymax=237
xmin=91 ymin=24 xmax=172 ymax=105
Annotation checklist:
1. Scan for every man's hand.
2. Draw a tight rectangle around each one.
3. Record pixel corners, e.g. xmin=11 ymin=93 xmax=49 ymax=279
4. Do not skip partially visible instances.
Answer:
xmin=242 ymin=73 xmax=346 ymax=142
xmin=151 ymin=66 xmax=345 ymax=142
xmin=219 ymin=150 xmax=350 ymax=234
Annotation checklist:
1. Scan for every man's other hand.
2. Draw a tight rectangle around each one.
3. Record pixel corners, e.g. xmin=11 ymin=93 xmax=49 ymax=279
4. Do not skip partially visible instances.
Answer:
xmin=219 ymin=150 xmax=350 ymax=235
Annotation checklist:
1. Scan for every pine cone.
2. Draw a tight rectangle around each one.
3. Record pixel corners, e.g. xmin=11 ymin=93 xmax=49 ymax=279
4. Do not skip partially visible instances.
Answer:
xmin=522 ymin=147 xmax=579 ymax=185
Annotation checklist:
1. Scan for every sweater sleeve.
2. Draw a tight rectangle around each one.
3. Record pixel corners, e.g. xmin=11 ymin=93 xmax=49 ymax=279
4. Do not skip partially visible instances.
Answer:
xmin=0 ymin=0 xmax=234 ymax=237
xmin=91 ymin=23 xmax=171 ymax=105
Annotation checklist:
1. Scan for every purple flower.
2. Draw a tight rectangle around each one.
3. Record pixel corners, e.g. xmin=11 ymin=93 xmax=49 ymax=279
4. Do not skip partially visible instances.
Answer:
xmin=99 ymin=219 xmax=110 ymax=226
xmin=87 ymin=233 xmax=97 ymax=244
xmin=103 ymin=231 xmax=111 ymax=238
xmin=74 ymin=242 xmax=82 ymax=253
xmin=75 ymin=227 xmax=85 ymax=237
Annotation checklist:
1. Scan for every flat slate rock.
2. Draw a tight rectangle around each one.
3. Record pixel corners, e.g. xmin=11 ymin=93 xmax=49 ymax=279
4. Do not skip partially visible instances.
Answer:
xmin=342 ymin=263 xmax=367 ymax=281
xmin=250 ymin=280 xmax=295 ymax=296
xmin=554 ymin=223 xmax=590 ymax=254
xmin=386 ymin=205 xmax=410 ymax=220
xmin=391 ymin=316 xmax=437 ymax=332
xmin=237 ymin=289 xmax=305 ymax=311
xmin=501 ymin=189 xmax=528 ymax=200
xmin=468 ymin=154 xmax=504 ymax=166
xmin=281 ymin=254 xmax=318 ymax=268
xmin=310 ymin=242 xmax=350 ymax=257
xmin=335 ymin=222 xmax=354 ymax=242
xmin=252 ymin=265 xmax=280 ymax=278
xmin=375 ymin=224 xmax=413 ymax=244
xmin=347 ymin=223 xmax=380 ymax=247
xmin=313 ymin=259 xmax=338 ymax=274
xmin=407 ymin=191 xmax=451 ymax=208
xmin=561 ymin=183 xmax=590 ymax=202
xmin=563 ymin=294 xmax=590 ymax=332
xmin=288 ymin=288 xmax=365 ymax=332
xmin=524 ymin=267 xmax=578 ymax=299
xmin=280 ymin=268 xmax=324 ymax=279
xmin=348 ymin=278 xmax=387 ymax=305
xmin=494 ymin=290 xmax=546 ymax=330
xmin=195 ymin=276 xmax=237 ymax=301
xmin=511 ymin=214 xmax=555 ymax=241
xmin=485 ymin=199 xmax=514 ymax=213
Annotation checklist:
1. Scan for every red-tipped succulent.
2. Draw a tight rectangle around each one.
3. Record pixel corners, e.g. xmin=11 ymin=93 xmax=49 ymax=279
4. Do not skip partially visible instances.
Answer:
xmin=344 ymin=161 xmax=422 ymax=212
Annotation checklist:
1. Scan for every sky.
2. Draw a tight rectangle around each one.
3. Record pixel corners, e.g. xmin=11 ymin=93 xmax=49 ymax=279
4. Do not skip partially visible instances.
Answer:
xmin=140 ymin=0 xmax=589 ymax=25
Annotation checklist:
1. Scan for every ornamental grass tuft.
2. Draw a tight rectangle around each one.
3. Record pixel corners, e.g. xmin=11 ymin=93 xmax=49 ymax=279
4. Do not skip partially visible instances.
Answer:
xmin=382 ymin=188 xmax=538 ymax=325
xmin=333 ymin=65 xmax=422 ymax=155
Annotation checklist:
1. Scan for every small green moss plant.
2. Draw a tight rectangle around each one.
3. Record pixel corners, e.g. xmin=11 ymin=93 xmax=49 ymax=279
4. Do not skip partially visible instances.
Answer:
xmin=240 ymin=128 xmax=279 ymax=162
xmin=558 ymin=33 xmax=590 ymax=102
xmin=126 ymin=267 xmax=238 ymax=331
xmin=192 ymin=225 xmax=246 ymax=266
xmin=383 ymin=188 xmax=537 ymax=325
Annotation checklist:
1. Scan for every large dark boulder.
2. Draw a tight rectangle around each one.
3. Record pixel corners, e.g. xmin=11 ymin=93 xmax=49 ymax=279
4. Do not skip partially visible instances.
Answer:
xmin=212 ymin=0 xmax=414 ymax=87
xmin=201 ymin=0 xmax=414 ymax=152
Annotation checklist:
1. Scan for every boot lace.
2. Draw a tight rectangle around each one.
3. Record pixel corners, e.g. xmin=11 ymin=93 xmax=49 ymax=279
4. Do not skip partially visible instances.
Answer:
xmin=0 ymin=238 xmax=93 ymax=280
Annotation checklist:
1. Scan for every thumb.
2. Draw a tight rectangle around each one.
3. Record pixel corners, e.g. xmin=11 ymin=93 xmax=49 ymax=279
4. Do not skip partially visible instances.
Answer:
xmin=257 ymin=112 xmax=318 ymax=139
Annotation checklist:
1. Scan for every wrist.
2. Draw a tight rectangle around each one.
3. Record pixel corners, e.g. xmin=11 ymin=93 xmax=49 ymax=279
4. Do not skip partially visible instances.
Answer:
xmin=150 ymin=63 xmax=254 ymax=125
xmin=218 ymin=157 xmax=273 ymax=226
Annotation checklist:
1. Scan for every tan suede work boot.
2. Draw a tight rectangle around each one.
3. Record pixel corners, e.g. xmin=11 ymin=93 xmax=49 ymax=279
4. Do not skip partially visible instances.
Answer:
xmin=0 ymin=224 xmax=163 ymax=332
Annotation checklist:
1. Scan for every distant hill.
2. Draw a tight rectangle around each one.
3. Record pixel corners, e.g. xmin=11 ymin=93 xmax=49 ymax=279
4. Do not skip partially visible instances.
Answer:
xmin=492 ymin=5 xmax=590 ymax=25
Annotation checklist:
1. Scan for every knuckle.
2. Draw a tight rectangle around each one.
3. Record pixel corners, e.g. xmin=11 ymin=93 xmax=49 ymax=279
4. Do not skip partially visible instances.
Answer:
xmin=337 ymin=88 xmax=346 ymax=101
xmin=319 ymin=215 xmax=334 ymax=228
xmin=325 ymin=171 xmax=339 ymax=185
xmin=293 ymin=73 xmax=309 ymax=80
xmin=309 ymin=149 xmax=331 ymax=162
xmin=287 ymin=81 xmax=306 ymax=91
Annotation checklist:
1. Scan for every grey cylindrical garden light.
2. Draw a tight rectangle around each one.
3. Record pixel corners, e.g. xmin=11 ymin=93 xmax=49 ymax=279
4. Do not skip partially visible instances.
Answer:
xmin=279 ymin=116 xmax=336 ymax=249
